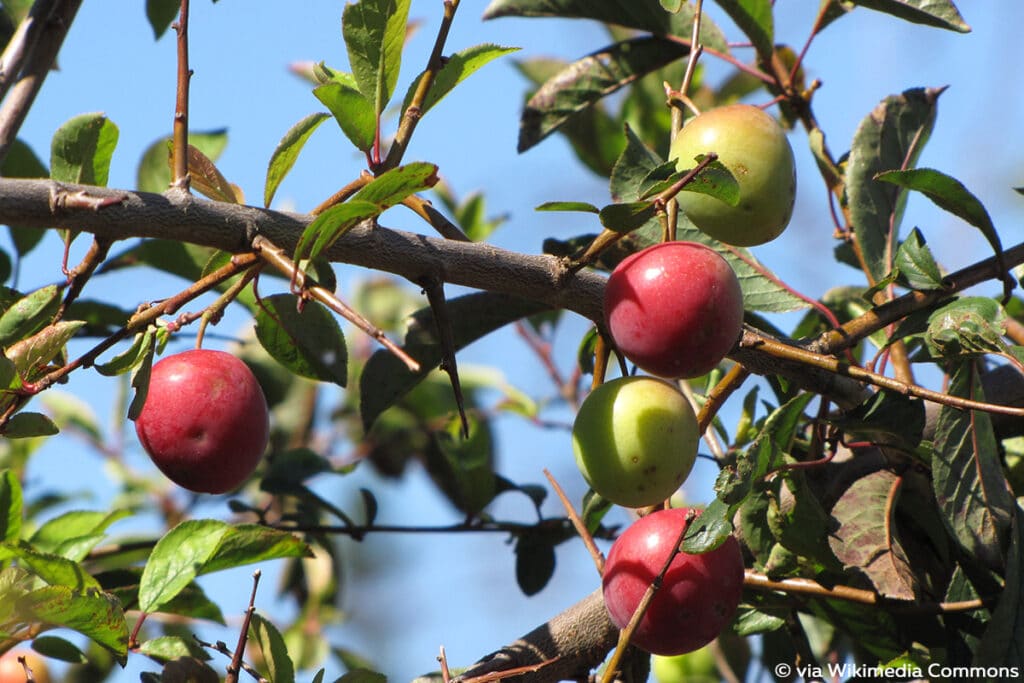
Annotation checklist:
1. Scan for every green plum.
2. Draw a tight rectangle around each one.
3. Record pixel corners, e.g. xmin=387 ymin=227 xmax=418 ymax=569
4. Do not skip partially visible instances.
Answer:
xmin=572 ymin=376 xmax=698 ymax=508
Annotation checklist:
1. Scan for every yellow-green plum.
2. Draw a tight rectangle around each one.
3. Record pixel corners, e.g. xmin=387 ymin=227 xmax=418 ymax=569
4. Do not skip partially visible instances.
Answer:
xmin=572 ymin=376 xmax=698 ymax=508
xmin=672 ymin=104 xmax=796 ymax=246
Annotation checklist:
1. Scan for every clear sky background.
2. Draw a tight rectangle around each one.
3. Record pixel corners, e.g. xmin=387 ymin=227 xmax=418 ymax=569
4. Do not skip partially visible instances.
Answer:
xmin=9 ymin=1 xmax=1024 ymax=681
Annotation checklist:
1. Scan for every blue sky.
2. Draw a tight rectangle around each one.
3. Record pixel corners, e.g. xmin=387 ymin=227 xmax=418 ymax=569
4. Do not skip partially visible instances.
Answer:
xmin=10 ymin=2 xmax=1024 ymax=681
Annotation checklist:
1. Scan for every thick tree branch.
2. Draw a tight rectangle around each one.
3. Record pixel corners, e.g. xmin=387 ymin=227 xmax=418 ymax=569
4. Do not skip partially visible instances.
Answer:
xmin=0 ymin=178 xmax=605 ymax=322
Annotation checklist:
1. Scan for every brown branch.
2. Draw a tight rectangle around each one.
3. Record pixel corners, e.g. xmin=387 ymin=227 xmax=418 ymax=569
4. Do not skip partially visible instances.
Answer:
xmin=0 ymin=0 xmax=83 ymax=164
xmin=170 ymin=0 xmax=192 ymax=190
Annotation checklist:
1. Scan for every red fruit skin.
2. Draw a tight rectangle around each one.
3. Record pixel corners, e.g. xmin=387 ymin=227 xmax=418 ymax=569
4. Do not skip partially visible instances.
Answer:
xmin=135 ymin=349 xmax=269 ymax=494
xmin=602 ymin=508 xmax=744 ymax=656
xmin=604 ymin=242 xmax=744 ymax=379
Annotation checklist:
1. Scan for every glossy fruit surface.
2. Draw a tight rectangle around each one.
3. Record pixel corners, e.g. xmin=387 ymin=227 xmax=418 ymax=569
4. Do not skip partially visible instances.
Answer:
xmin=0 ymin=650 xmax=50 ymax=683
xmin=135 ymin=349 xmax=269 ymax=494
xmin=573 ymin=377 xmax=698 ymax=508
xmin=604 ymin=241 xmax=744 ymax=379
xmin=671 ymin=104 xmax=796 ymax=246
xmin=602 ymin=507 xmax=744 ymax=656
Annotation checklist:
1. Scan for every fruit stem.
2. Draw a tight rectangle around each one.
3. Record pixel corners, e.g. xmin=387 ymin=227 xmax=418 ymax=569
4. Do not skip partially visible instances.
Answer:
xmin=543 ymin=468 xmax=604 ymax=576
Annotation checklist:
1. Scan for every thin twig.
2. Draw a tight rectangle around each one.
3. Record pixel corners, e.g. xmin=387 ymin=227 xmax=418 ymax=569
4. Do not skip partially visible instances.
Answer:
xmin=225 ymin=570 xmax=261 ymax=683
xmin=170 ymin=0 xmax=192 ymax=190
xmin=543 ymin=468 xmax=604 ymax=575
xmin=251 ymin=234 xmax=420 ymax=372
xmin=381 ymin=0 xmax=461 ymax=171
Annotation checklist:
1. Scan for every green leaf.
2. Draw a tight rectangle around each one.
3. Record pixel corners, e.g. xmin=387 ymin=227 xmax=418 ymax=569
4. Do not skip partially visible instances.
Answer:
xmin=535 ymin=201 xmax=600 ymax=213
xmin=313 ymin=82 xmax=376 ymax=153
xmin=50 ymin=113 xmax=119 ymax=186
xmin=598 ymin=201 xmax=656 ymax=234
xmin=146 ymin=0 xmax=179 ymax=38
xmin=139 ymin=520 xmax=309 ymax=614
xmin=265 ymin=113 xmax=330 ymax=207
xmin=848 ymin=0 xmax=970 ymax=32
xmin=342 ymin=0 xmax=411 ymax=116
xmin=0 ymin=541 xmax=100 ymax=590
xmin=94 ymin=329 xmax=156 ymax=377
xmin=352 ymin=161 xmax=439 ymax=208
xmin=0 ymin=284 xmax=61 ymax=348
xmin=518 ymin=37 xmax=689 ymax=153
xmin=674 ymin=157 xmax=740 ymax=206
xmin=423 ymin=413 xmax=496 ymax=516
xmin=0 ymin=469 xmax=23 ymax=543
xmin=16 ymin=586 xmax=128 ymax=660
xmin=514 ymin=57 xmax=624 ymax=177
xmin=403 ymin=43 xmax=520 ymax=116
xmin=136 ymin=130 xmax=228 ymax=193
xmin=294 ymin=200 xmax=381 ymax=265
xmin=254 ymin=295 xmax=348 ymax=386
xmin=484 ymin=0 xmax=729 ymax=50
xmin=514 ymin=531 xmax=557 ymax=596
xmin=932 ymin=361 xmax=1015 ymax=571
xmin=680 ymin=496 xmax=736 ymax=554
xmin=2 ymin=412 xmax=59 ymax=438
xmin=359 ymin=292 xmax=550 ymax=430
xmin=1 ymin=138 xmax=48 ymax=178
xmin=6 ymin=321 xmax=85 ymax=382
xmin=876 ymin=168 xmax=1004 ymax=271
xmin=250 ymin=612 xmax=296 ymax=683
xmin=893 ymin=227 xmax=944 ymax=290
xmin=845 ymin=88 xmax=943 ymax=283
xmin=96 ymin=567 xmax=226 ymax=624
xmin=714 ymin=0 xmax=774 ymax=64
xmin=924 ymin=297 xmax=1008 ymax=359
xmin=827 ymin=390 xmax=925 ymax=453
xmin=30 ymin=509 xmax=131 ymax=560
xmin=976 ymin=507 xmax=1024 ymax=668
xmin=137 ymin=636 xmax=211 ymax=663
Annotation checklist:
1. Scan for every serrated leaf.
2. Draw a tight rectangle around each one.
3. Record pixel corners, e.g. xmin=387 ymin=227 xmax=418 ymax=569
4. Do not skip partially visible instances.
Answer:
xmin=313 ymin=82 xmax=376 ymax=153
xmin=137 ymin=636 xmax=210 ymax=663
xmin=254 ymin=295 xmax=348 ymax=386
xmin=894 ymin=227 xmax=944 ymax=290
xmin=50 ymin=113 xmax=119 ymax=187
xmin=932 ymin=361 xmax=1014 ymax=571
xmin=403 ymin=43 xmax=519 ymax=116
xmin=294 ymin=200 xmax=380 ymax=265
xmin=251 ymin=612 xmax=296 ymax=683
xmin=352 ymin=161 xmax=439 ymax=208
xmin=96 ymin=567 xmax=226 ymax=624
xmin=675 ymin=157 xmax=740 ymax=206
xmin=265 ymin=113 xmax=330 ymax=207
xmin=876 ymin=168 xmax=1004 ymax=273
xmin=359 ymin=292 xmax=550 ymax=430
xmin=0 ymin=470 xmax=23 ymax=543
xmin=2 ymin=412 xmax=58 ymax=438
xmin=17 ymin=585 xmax=128 ymax=660
xmin=845 ymin=88 xmax=942 ymax=283
xmin=518 ymin=37 xmax=689 ymax=153
xmin=136 ymin=130 xmax=227 ymax=193
xmin=343 ymin=0 xmax=411 ymax=116
xmin=680 ymin=496 xmax=736 ymax=554
xmin=848 ymin=0 xmax=969 ymax=32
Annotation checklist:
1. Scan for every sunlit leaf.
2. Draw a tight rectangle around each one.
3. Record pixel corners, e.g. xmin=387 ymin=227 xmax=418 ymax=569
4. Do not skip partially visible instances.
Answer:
xmin=254 ymin=295 xmax=348 ymax=386
xmin=714 ymin=0 xmax=774 ymax=63
xmin=136 ymin=130 xmax=228 ymax=194
xmin=314 ymin=82 xmax=376 ymax=153
xmin=848 ymin=0 xmax=970 ymax=32
xmin=17 ymin=586 xmax=128 ymax=660
xmin=50 ymin=113 xmax=119 ymax=187
xmin=265 ymin=113 xmax=330 ymax=207
xmin=403 ymin=43 xmax=520 ymax=116
xmin=294 ymin=200 xmax=380 ymax=265
xmin=251 ymin=612 xmax=296 ymax=683
xmin=343 ymin=0 xmax=411 ymax=115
